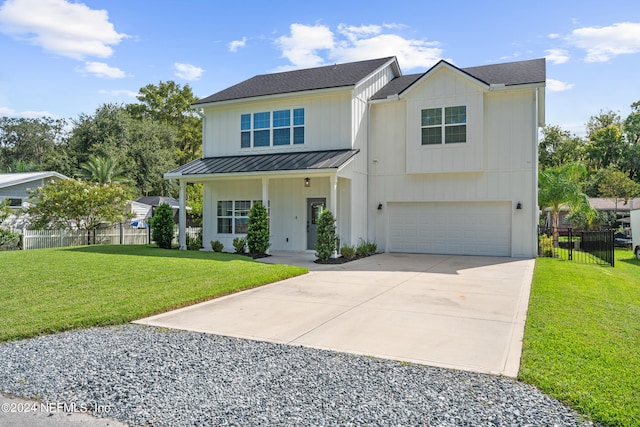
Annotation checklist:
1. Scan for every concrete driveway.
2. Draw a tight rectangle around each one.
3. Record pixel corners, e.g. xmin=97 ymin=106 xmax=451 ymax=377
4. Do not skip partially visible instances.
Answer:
xmin=134 ymin=252 xmax=534 ymax=377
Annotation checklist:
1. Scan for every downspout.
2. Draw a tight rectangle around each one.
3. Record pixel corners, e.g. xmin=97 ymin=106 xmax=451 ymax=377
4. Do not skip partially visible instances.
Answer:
xmin=178 ymin=179 xmax=187 ymax=250
xmin=366 ymin=98 xmax=372 ymax=244
xmin=533 ymin=87 xmax=540 ymax=257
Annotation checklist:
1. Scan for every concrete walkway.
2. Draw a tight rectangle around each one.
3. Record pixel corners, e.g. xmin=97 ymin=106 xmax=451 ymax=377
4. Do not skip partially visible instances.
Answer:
xmin=135 ymin=252 xmax=534 ymax=377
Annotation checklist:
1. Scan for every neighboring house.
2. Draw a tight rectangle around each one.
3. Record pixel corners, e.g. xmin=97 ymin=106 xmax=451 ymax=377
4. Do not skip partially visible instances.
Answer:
xmin=545 ymin=197 xmax=640 ymax=232
xmin=166 ymin=56 xmax=545 ymax=257
xmin=0 ymin=172 xmax=68 ymax=208
xmin=132 ymin=196 xmax=195 ymax=227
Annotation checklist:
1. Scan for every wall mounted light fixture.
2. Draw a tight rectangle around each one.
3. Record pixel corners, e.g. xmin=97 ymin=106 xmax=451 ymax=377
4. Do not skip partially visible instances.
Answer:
xmin=377 ymin=203 xmax=383 ymax=210
xmin=304 ymin=177 xmax=310 ymax=188
xmin=516 ymin=202 xmax=522 ymax=210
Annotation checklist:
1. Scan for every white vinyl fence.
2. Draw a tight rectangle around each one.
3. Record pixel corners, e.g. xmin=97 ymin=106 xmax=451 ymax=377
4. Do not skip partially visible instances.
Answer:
xmin=21 ymin=227 xmax=201 ymax=250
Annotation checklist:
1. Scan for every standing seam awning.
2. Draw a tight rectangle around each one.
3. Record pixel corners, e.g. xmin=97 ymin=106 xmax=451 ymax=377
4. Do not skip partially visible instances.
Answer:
xmin=165 ymin=149 xmax=359 ymax=177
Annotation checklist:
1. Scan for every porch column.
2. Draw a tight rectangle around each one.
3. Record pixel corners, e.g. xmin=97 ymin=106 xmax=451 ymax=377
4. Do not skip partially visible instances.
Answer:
xmin=261 ymin=177 xmax=269 ymax=206
xmin=329 ymin=175 xmax=337 ymax=215
xmin=329 ymin=175 xmax=338 ymax=258
xmin=178 ymin=179 xmax=187 ymax=250
xmin=262 ymin=178 xmax=269 ymax=254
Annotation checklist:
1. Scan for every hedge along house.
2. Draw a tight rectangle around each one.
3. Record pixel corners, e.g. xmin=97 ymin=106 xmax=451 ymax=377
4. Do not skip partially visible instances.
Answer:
xmin=166 ymin=56 xmax=545 ymax=257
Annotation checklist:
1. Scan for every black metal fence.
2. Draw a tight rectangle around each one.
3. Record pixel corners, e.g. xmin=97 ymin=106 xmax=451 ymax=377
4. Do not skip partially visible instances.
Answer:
xmin=538 ymin=227 xmax=615 ymax=267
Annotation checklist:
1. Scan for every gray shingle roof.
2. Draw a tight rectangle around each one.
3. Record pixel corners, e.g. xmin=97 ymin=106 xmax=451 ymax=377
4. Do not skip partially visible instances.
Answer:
xmin=372 ymin=58 xmax=546 ymax=100
xmin=370 ymin=74 xmax=422 ymax=100
xmin=194 ymin=57 xmax=395 ymax=105
xmin=167 ymin=149 xmax=359 ymax=176
xmin=463 ymin=58 xmax=546 ymax=86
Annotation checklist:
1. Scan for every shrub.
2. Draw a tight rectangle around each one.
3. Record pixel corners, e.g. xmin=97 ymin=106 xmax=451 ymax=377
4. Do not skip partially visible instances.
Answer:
xmin=247 ymin=202 xmax=270 ymax=255
xmin=233 ymin=237 xmax=247 ymax=254
xmin=540 ymin=234 xmax=554 ymax=257
xmin=210 ymin=240 xmax=224 ymax=252
xmin=0 ymin=228 xmax=20 ymax=251
xmin=356 ymin=239 xmax=377 ymax=256
xmin=151 ymin=203 xmax=175 ymax=249
xmin=315 ymin=209 xmax=337 ymax=261
xmin=187 ymin=230 xmax=202 ymax=251
xmin=340 ymin=245 xmax=356 ymax=260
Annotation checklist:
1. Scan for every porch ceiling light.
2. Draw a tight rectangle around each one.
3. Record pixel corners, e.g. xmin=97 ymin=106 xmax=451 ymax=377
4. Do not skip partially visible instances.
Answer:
xmin=304 ymin=177 xmax=310 ymax=188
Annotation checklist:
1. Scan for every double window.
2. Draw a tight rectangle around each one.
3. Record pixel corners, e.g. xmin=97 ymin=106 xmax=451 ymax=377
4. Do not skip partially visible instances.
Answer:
xmin=217 ymin=200 xmax=269 ymax=234
xmin=421 ymin=106 xmax=466 ymax=145
xmin=241 ymin=108 xmax=305 ymax=148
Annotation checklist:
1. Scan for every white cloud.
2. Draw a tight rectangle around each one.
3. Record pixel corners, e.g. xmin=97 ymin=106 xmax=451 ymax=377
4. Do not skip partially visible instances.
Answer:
xmin=546 ymin=78 xmax=575 ymax=92
xmin=275 ymin=23 xmax=443 ymax=71
xmin=79 ymin=61 xmax=126 ymax=78
xmin=228 ymin=36 xmax=247 ymax=52
xmin=0 ymin=106 xmax=56 ymax=118
xmin=566 ymin=22 xmax=640 ymax=62
xmin=173 ymin=63 xmax=204 ymax=80
xmin=275 ymin=23 xmax=335 ymax=69
xmin=98 ymin=89 xmax=139 ymax=98
xmin=0 ymin=0 xmax=127 ymax=60
xmin=337 ymin=24 xmax=382 ymax=42
xmin=548 ymin=33 xmax=560 ymax=39
xmin=545 ymin=49 xmax=570 ymax=65
xmin=333 ymin=34 xmax=442 ymax=69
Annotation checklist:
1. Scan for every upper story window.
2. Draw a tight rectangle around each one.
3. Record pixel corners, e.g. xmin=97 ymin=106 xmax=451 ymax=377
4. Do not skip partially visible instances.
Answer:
xmin=421 ymin=106 xmax=466 ymax=145
xmin=241 ymin=108 xmax=305 ymax=148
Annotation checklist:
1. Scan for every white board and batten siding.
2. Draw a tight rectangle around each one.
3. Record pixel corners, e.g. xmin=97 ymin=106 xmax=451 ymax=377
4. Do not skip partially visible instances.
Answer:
xmin=387 ymin=202 xmax=511 ymax=256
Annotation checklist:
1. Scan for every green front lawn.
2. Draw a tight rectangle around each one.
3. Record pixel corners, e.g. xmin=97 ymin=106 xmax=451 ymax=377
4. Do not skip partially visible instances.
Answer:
xmin=0 ymin=245 xmax=307 ymax=342
xmin=520 ymin=250 xmax=640 ymax=426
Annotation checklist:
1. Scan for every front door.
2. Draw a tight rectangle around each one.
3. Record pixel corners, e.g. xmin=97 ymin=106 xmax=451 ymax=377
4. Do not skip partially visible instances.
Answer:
xmin=306 ymin=198 xmax=326 ymax=250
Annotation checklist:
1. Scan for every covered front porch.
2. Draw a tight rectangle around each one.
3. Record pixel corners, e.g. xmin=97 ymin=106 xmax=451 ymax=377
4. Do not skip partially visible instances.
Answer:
xmin=165 ymin=149 xmax=362 ymax=252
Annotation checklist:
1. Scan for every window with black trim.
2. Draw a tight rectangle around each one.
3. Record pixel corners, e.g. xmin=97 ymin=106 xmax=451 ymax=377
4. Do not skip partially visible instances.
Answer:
xmin=240 ymin=109 xmax=304 ymax=148
xmin=421 ymin=106 xmax=466 ymax=145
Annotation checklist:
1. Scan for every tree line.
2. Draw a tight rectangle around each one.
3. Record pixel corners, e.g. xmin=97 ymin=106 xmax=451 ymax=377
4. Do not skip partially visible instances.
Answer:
xmin=0 ymin=81 xmax=202 ymax=197
xmin=539 ymin=100 xmax=640 ymax=233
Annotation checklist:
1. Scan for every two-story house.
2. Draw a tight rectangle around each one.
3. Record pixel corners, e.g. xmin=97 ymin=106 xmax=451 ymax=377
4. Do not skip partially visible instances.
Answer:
xmin=166 ymin=56 xmax=545 ymax=258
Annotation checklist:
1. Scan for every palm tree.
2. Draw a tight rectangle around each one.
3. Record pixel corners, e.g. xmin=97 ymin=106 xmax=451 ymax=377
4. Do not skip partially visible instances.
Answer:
xmin=538 ymin=163 xmax=591 ymax=247
xmin=80 ymin=155 xmax=127 ymax=185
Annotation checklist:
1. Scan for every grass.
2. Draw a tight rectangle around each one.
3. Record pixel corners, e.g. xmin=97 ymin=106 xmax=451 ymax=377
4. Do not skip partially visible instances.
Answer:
xmin=520 ymin=249 xmax=640 ymax=427
xmin=0 ymin=245 xmax=307 ymax=342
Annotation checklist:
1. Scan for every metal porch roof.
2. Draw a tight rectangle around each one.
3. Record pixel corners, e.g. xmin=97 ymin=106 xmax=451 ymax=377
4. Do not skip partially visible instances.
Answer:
xmin=167 ymin=149 xmax=359 ymax=177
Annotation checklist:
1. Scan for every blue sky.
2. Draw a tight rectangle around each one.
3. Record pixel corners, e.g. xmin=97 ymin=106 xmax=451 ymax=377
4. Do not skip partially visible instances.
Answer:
xmin=0 ymin=0 xmax=639 ymax=137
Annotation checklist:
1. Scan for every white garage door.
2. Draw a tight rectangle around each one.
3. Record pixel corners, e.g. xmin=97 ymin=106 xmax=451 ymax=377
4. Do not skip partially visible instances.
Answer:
xmin=388 ymin=202 xmax=511 ymax=256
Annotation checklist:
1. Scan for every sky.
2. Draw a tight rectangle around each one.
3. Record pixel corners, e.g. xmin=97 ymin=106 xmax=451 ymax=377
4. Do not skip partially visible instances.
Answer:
xmin=0 ymin=0 xmax=639 ymax=137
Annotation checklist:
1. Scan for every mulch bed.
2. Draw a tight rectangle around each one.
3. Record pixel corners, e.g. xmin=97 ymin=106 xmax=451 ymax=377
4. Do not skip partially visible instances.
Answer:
xmin=314 ymin=254 xmax=372 ymax=264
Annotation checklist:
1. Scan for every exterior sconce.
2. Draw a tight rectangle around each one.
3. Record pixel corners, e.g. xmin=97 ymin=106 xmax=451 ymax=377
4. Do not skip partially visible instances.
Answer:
xmin=377 ymin=203 xmax=383 ymax=210
xmin=516 ymin=202 xmax=522 ymax=210
xmin=304 ymin=177 xmax=310 ymax=188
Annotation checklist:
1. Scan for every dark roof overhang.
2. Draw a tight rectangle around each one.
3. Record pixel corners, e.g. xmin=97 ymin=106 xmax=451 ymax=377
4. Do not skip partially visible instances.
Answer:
xmin=165 ymin=149 xmax=359 ymax=180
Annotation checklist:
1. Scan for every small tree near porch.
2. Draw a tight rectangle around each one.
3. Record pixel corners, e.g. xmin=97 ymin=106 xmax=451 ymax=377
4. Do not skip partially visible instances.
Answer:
xmin=151 ymin=203 xmax=175 ymax=249
xmin=247 ymin=202 xmax=270 ymax=255
xmin=315 ymin=209 xmax=337 ymax=261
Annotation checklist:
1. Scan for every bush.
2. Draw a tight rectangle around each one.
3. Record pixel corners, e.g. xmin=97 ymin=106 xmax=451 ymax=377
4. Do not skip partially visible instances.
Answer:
xmin=187 ymin=230 xmax=202 ymax=250
xmin=151 ymin=203 xmax=175 ymax=249
xmin=233 ymin=237 xmax=247 ymax=254
xmin=247 ymin=203 xmax=270 ymax=255
xmin=0 ymin=228 xmax=20 ymax=251
xmin=340 ymin=245 xmax=356 ymax=260
xmin=540 ymin=234 xmax=554 ymax=257
xmin=315 ymin=209 xmax=337 ymax=261
xmin=210 ymin=240 xmax=224 ymax=252
xmin=356 ymin=239 xmax=377 ymax=256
